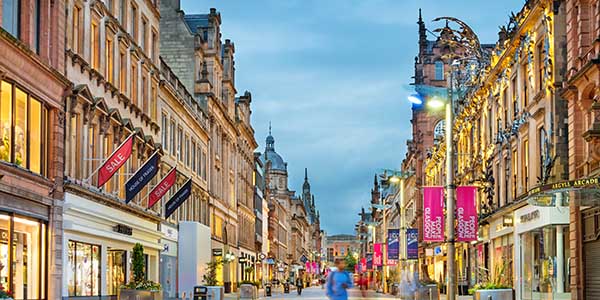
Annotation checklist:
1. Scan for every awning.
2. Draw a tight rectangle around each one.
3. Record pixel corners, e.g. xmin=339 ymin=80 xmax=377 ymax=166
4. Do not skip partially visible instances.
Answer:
xmin=523 ymin=177 xmax=600 ymax=207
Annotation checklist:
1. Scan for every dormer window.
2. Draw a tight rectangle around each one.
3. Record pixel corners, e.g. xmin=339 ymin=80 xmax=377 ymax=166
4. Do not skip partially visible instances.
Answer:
xmin=435 ymin=60 xmax=444 ymax=80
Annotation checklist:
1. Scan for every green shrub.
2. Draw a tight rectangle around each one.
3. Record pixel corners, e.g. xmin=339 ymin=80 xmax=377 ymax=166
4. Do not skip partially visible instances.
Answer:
xmin=121 ymin=243 xmax=161 ymax=291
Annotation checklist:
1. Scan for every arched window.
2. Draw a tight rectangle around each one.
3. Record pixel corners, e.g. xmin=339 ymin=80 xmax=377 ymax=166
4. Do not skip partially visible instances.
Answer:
xmin=435 ymin=60 xmax=444 ymax=80
xmin=434 ymin=120 xmax=445 ymax=139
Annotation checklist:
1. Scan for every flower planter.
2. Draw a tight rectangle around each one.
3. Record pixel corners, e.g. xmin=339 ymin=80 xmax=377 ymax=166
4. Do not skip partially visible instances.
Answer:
xmin=415 ymin=284 xmax=439 ymax=300
xmin=239 ymin=284 xmax=258 ymax=299
xmin=205 ymin=286 xmax=224 ymax=300
xmin=473 ymin=289 xmax=513 ymax=300
xmin=118 ymin=288 xmax=163 ymax=300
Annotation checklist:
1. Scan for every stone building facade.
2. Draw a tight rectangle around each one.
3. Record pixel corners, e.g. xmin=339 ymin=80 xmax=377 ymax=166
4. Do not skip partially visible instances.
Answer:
xmin=563 ymin=0 xmax=600 ymax=299
xmin=0 ymin=0 xmax=69 ymax=298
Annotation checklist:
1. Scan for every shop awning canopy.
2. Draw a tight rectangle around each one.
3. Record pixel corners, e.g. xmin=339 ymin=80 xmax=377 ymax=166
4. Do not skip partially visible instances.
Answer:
xmin=524 ymin=177 xmax=600 ymax=207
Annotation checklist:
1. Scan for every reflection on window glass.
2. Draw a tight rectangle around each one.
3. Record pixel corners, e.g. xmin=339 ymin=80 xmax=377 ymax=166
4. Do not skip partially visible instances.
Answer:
xmin=0 ymin=82 xmax=11 ymax=163
xmin=107 ymin=249 xmax=126 ymax=295
xmin=15 ymin=88 xmax=27 ymax=168
xmin=0 ymin=214 xmax=9 ymax=289
xmin=68 ymin=240 xmax=100 ymax=296
xmin=29 ymin=98 xmax=42 ymax=174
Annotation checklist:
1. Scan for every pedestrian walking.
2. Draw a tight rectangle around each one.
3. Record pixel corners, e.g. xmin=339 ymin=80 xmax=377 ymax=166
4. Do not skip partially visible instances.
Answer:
xmin=358 ymin=273 xmax=367 ymax=298
xmin=296 ymin=276 xmax=303 ymax=295
xmin=326 ymin=259 xmax=353 ymax=300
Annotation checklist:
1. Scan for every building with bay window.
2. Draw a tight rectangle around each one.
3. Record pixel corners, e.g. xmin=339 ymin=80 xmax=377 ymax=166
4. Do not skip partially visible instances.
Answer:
xmin=0 ymin=0 xmax=69 ymax=299
xmin=62 ymin=0 xmax=165 ymax=298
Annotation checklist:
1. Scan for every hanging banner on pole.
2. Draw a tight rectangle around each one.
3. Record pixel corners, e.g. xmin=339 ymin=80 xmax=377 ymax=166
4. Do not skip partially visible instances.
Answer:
xmin=148 ymin=167 xmax=177 ymax=209
xmin=456 ymin=186 xmax=478 ymax=242
xmin=359 ymin=257 xmax=367 ymax=272
xmin=366 ymin=253 xmax=373 ymax=270
xmin=373 ymin=243 xmax=383 ymax=267
xmin=165 ymin=179 xmax=192 ymax=218
xmin=387 ymin=229 xmax=400 ymax=261
xmin=97 ymin=134 xmax=134 ymax=187
xmin=406 ymin=228 xmax=419 ymax=260
xmin=423 ymin=186 xmax=445 ymax=242
xmin=125 ymin=152 xmax=160 ymax=203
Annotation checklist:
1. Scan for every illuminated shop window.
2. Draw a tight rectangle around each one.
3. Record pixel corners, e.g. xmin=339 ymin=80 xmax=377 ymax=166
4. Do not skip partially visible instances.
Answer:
xmin=67 ymin=241 xmax=100 ymax=296
xmin=0 ymin=81 xmax=47 ymax=174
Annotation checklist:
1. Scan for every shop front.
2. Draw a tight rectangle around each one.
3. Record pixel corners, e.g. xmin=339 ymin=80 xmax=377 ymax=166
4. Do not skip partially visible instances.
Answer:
xmin=62 ymin=192 xmax=162 ymax=299
xmin=488 ymin=214 xmax=515 ymax=287
xmin=160 ymin=223 xmax=178 ymax=299
xmin=515 ymin=204 xmax=570 ymax=300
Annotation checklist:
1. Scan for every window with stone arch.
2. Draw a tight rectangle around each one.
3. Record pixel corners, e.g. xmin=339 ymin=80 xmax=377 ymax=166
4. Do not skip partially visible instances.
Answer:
xmin=434 ymin=60 xmax=445 ymax=80
xmin=434 ymin=120 xmax=445 ymax=139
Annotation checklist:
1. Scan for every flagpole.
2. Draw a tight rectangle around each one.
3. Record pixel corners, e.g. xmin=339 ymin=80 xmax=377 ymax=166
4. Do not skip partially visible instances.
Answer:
xmin=85 ymin=132 xmax=135 ymax=184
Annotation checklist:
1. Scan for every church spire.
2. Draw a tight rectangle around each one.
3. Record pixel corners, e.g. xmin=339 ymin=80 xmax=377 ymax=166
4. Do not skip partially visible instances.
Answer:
xmin=418 ymin=8 xmax=427 ymax=56
xmin=303 ymin=168 xmax=311 ymax=193
xmin=266 ymin=122 xmax=275 ymax=151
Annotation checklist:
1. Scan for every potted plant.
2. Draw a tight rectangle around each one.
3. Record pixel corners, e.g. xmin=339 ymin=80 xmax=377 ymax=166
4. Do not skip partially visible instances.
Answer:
xmin=119 ymin=243 xmax=162 ymax=300
xmin=469 ymin=262 xmax=513 ymax=300
xmin=0 ymin=284 xmax=13 ymax=300
xmin=203 ymin=259 xmax=224 ymax=300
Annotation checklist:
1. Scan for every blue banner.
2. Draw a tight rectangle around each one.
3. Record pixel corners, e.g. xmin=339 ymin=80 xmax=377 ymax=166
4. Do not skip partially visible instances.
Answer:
xmin=366 ymin=253 xmax=373 ymax=270
xmin=406 ymin=228 xmax=419 ymax=260
xmin=387 ymin=229 xmax=400 ymax=260
xmin=125 ymin=152 xmax=160 ymax=203
xmin=165 ymin=179 xmax=192 ymax=218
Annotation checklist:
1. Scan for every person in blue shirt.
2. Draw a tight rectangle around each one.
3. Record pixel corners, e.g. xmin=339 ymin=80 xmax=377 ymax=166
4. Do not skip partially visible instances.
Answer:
xmin=326 ymin=258 xmax=354 ymax=300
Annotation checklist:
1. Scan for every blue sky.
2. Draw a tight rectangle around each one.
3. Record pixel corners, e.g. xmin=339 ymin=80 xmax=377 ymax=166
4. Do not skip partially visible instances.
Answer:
xmin=181 ymin=0 xmax=522 ymax=234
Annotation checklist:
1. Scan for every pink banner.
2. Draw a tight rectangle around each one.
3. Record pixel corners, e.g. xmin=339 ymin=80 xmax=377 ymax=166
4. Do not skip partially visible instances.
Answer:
xmin=373 ymin=243 xmax=383 ymax=266
xmin=456 ymin=186 xmax=478 ymax=242
xmin=360 ymin=257 xmax=367 ymax=272
xmin=423 ymin=186 xmax=445 ymax=242
xmin=312 ymin=262 xmax=318 ymax=274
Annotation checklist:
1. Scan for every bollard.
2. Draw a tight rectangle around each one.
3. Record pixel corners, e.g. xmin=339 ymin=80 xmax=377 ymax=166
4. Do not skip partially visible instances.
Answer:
xmin=488 ymin=296 xmax=492 ymax=300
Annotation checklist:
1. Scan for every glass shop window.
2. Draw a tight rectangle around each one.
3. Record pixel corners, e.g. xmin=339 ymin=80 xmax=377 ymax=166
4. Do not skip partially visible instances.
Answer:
xmin=67 ymin=241 xmax=101 ymax=296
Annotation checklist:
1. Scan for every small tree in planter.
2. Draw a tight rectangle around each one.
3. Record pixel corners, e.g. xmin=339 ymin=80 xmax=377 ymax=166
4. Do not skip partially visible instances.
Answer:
xmin=203 ymin=259 xmax=224 ymax=300
xmin=0 ymin=285 xmax=14 ymax=300
xmin=469 ymin=262 xmax=513 ymax=300
xmin=120 ymin=243 xmax=162 ymax=300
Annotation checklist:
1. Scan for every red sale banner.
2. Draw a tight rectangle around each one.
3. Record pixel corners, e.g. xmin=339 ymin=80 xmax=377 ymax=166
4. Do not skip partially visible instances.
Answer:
xmin=373 ymin=243 xmax=383 ymax=266
xmin=456 ymin=186 xmax=478 ymax=242
xmin=148 ymin=167 xmax=177 ymax=209
xmin=97 ymin=134 xmax=134 ymax=187
xmin=423 ymin=186 xmax=445 ymax=242
xmin=359 ymin=258 xmax=367 ymax=272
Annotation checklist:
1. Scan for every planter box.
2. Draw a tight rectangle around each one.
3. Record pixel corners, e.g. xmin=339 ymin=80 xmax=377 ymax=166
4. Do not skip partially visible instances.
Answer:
xmin=206 ymin=286 xmax=224 ymax=300
xmin=415 ymin=284 xmax=439 ymax=300
xmin=118 ymin=289 xmax=162 ymax=300
xmin=239 ymin=284 xmax=258 ymax=299
xmin=473 ymin=289 xmax=513 ymax=300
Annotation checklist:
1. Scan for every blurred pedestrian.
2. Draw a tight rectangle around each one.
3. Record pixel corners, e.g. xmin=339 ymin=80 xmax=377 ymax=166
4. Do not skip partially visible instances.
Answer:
xmin=358 ymin=273 xmax=367 ymax=298
xmin=326 ymin=259 xmax=353 ymax=300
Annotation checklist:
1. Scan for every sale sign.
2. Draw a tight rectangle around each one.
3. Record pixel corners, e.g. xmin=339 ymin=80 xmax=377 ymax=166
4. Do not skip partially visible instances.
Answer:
xmin=423 ymin=186 xmax=445 ymax=242
xmin=360 ymin=257 xmax=367 ymax=272
xmin=373 ymin=243 xmax=383 ymax=266
xmin=148 ymin=167 xmax=177 ymax=209
xmin=456 ymin=186 xmax=478 ymax=242
xmin=97 ymin=134 xmax=134 ymax=187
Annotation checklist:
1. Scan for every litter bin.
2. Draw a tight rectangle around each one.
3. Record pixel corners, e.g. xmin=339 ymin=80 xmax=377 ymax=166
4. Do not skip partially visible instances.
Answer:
xmin=283 ymin=282 xmax=290 ymax=293
xmin=193 ymin=286 xmax=208 ymax=300
xmin=265 ymin=284 xmax=272 ymax=297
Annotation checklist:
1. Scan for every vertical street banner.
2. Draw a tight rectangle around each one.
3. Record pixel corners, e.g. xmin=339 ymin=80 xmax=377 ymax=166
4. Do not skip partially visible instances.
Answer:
xmin=97 ymin=134 xmax=134 ymax=187
xmin=423 ymin=186 xmax=445 ymax=242
xmin=456 ymin=186 xmax=478 ymax=242
xmin=165 ymin=179 xmax=192 ymax=218
xmin=148 ymin=167 xmax=177 ymax=209
xmin=387 ymin=229 xmax=400 ymax=262
xmin=366 ymin=253 xmax=373 ymax=270
xmin=373 ymin=243 xmax=383 ymax=267
xmin=406 ymin=228 xmax=419 ymax=260
xmin=360 ymin=257 xmax=367 ymax=272
xmin=125 ymin=152 xmax=160 ymax=203
xmin=312 ymin=262 xmax=318 ymax=274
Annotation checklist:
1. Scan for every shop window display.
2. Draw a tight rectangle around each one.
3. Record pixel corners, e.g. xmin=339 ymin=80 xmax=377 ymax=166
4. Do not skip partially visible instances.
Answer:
xmin=0 ymin=213 xmax=46 ymax=300
xmin=107 ymin=249 xmax=126 ymax=295
xmin=67 ymin=241 xmax=100 ymax=296
xmin=521 ymin=225 xmax=570 ymax=300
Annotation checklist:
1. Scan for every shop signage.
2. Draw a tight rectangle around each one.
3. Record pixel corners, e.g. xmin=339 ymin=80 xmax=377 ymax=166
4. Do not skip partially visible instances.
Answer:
xmin=259 ymin=253 xmax=266 ymax=260
xmin=161 ymin=226 xmax=178 ymax=240
xmin=434 ymin=246 xmax=443 ymax=256
xmin=266 ymin=258 xmax=275 ymax=264
xmin=520 ymin=176 xmax=600 ymax=205
xmin=299 ymin=255 xmax=308 ymax=263
xmin=125 ymin=152 xmax=160 ymax=203
xmin=165 ymin=179 xmax=192 ymax=218
xmin=406 ymin=228 xmax=419 ymax=260
xmin=423 ymin=186 xmax=445 ymax=242
xmin=113 ymin=224 xmax=133 ymax=235
xmin=387 ymin=229 xmax=400 ymax=261
xmin=212 ymin=248 xmax=223 ymax=256
xmin=373 ymin=243 xmax=383 ymax=266
xmin=98 ymin=134 xmax=134 ymax=187
xmin=425 ymin=248 xmax=433 ymax=256
xmin=148 ymin=167 xmax=177 ymax=209
xmin=456 ymin=186 xmax=478 ymax=242
xmin=520 ymin=209 xmax=540 ymax=224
